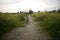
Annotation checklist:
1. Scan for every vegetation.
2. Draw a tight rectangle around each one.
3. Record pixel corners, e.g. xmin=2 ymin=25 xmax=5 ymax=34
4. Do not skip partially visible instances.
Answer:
xmin=29 ymin=9 xmax=33 ymax=14
xmin=31 ymin=12 xmax=60 ymax=40
xmin=0 ymin=9 xmax=60 ymax=40
xmin=0 ymin=9 xmax=33 ymax=39
xmin=0 ymin=13 xmax=26 ymax=37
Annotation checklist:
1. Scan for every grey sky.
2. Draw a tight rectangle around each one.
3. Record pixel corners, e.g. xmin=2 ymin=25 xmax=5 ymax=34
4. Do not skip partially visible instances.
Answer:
xmin=0 ymin=0 xmax=60 ymax=12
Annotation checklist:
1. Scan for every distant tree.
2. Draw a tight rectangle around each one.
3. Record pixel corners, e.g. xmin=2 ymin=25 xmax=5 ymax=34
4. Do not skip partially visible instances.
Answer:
xmin=57 ymin=9 xmax=60 ymax=13
xmin=29 ymin=9 xmax=33 ymax=14
xmin=20 ymin=11 xmax=23 ymax=13
xmin=52 ymin=10 xmax=56 ymax=12
xmin=17 ymin=12 xmax=19 ymax=13
xmin=48 ymin=10 xmax=56 ymax=13
xmin=38 ymin=11 xmax=40 ymax=13
xmin=0 ymin=12 xmax=2 ymax=13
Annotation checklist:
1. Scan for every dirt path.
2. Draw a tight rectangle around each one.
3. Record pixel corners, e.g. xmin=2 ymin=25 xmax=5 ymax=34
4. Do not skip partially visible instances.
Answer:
xmin=1 ymin=15 xmax=49 ymax=40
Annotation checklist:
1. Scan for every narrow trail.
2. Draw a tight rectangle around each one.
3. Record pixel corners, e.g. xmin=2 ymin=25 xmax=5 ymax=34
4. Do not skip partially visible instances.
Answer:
xmin=1 ymin=15 xmax=49 ymax=40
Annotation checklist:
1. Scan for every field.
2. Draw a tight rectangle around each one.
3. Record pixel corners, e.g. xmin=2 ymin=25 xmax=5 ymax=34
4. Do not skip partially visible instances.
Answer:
xmin=31 ymin=12 xmax=60 ymax=40
xmin=0 ymin=13 xmax=26 ymax=37
xmin=0 ymin=12 xmax=60 ymax=40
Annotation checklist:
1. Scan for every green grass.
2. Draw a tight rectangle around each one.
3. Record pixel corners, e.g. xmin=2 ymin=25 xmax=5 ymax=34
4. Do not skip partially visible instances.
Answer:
xmin=0 ymin=13 xmax=26 ymax=36
xmin=31 ymin=12 xmax=60 ymax=40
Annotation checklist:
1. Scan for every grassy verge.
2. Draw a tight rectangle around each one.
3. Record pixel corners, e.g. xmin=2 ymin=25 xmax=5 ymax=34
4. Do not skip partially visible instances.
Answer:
xmin=31 ymin=13 xmax=60 ymax=40
xmin=0 ymin=13 xmax=26 ymax=37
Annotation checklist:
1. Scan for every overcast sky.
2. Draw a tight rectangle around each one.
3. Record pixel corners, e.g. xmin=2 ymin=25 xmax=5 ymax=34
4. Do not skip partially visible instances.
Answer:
xmin=0 ymin=0 xmax=60 ymax=12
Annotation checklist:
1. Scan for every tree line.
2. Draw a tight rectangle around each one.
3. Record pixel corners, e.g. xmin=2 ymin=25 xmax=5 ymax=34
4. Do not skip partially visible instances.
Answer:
xmin=0 ymin=9 xmax=60 ymax=14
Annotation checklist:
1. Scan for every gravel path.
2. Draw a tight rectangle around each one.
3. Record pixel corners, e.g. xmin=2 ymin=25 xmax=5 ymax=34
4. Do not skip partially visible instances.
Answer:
xmin=1 ymin=15 xmax=49 ymax=40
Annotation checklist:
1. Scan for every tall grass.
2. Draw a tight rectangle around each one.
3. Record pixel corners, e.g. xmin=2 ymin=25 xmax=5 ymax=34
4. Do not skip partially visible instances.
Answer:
xmin=31 ymin=13 xmax=60 ymax=40
xmin=0 ymin=13 xmax=26 ymax=36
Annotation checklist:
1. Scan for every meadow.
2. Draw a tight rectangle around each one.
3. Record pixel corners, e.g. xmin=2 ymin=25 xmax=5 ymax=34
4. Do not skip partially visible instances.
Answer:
xmin=31 ymin=12 xmax=60 ymax=40
xmin=0 ymin=13 xmax=26 ymax=37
